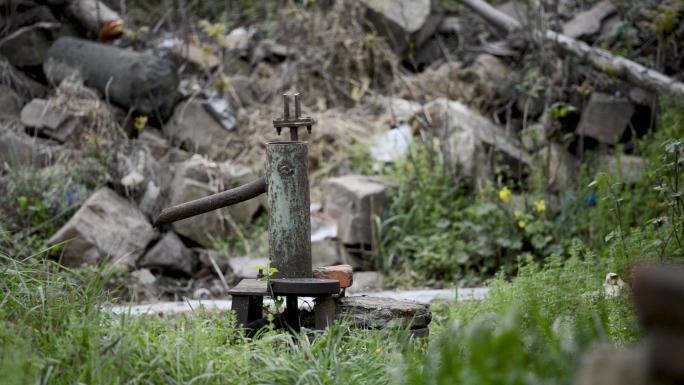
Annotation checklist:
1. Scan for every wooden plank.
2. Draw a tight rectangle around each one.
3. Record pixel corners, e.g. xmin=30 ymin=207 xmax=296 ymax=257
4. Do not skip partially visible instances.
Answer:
xmin=228 ymin=279 xmax=270 ymax=296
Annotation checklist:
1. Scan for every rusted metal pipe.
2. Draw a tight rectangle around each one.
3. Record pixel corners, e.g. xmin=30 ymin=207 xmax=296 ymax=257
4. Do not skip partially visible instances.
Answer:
xmin=153 ymin=176 xmax=266 ymax=228
xmin=267 ymin=141 xmax=311 ymax=279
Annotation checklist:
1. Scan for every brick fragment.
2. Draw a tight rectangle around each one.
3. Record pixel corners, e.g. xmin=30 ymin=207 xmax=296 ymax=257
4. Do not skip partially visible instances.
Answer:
xmin=313 ymin=264 xmax=353 ymax=288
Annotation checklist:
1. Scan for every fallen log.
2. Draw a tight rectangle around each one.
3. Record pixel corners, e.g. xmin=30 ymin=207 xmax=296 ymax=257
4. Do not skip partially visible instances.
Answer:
xmin=45 ymin=37 xmax=179 ymax=120
xmin=456 ymin=0 xmax=684 ymax=96
xmin=49 ymin=0 xmax=125 ymax=40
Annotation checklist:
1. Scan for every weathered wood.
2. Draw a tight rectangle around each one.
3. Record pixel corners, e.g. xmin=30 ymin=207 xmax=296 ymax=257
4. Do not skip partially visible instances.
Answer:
xmin=455 ymin=0 xmax=684 ymax=96
xmin=231 ymin=295 xmax=264 ymax=327
xmin=227 ymin=279 xmax=270 ymax=296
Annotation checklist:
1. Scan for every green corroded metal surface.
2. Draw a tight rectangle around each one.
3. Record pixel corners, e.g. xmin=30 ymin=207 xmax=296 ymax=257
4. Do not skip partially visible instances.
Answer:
xmin=266 ymin=141 xmax=312 ymax=279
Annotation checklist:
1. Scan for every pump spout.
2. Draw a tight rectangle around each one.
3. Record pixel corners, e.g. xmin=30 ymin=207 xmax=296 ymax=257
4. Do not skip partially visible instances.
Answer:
xmin=153 ymin=176 xmax=267 ymax=228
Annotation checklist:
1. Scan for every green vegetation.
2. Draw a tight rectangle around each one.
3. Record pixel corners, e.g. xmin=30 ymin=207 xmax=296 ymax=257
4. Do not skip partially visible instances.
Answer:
xmin=3 ymin=98 xmax=683 ymax=384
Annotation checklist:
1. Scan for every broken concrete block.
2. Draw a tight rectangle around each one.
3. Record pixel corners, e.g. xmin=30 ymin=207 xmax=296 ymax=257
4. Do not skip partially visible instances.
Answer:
xmin=0 ymin=86 xmax=23 ymax=120
xmin=576 ymin=92 xmax=634 ymax=145
xmin=138 ymin=232 xmax=194 ymax=277
xmin=20 ymin=99 xmax=85 ymax=146
xmin=361 ymin=0 xmax=441 ymax=54
xmin=605 ymin=154 xmax=645 ymax=183
xmin=563 ymin=0 xmax=618 ymax=42
xmin=0 ymin=22 xmax=60 ymax=67
xmin=48 ymin=187 xmax=155 ymax=268
xmin=313 ymin=265 xmax=353 ymax=288
xmin=336 ymin=296 xmax=432 ymax=329
xmin=163 ymin=99 xmax=231 ymax=158
xmin=323 ymin=175 xmax=389 ymax=245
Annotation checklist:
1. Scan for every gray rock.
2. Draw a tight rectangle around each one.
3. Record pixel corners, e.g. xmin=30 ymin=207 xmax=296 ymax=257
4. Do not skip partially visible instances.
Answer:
xmin=227 ymin=75 xmax=260 ymax=108
xmin=139 ymin=232 xmax=194 ymax=277
xmin=0 ymin=22 xmax=60 ymax=67
xmin=136 ymin=129 xmax=169 ymax=161
xmin=196 ymin=248 xmax=232 ymax=276
xmin=227 ymin=257 xmax=269 ymax=279
xmin=323 ymin=175 xmax=389 ymax=245
xmin=169 ymin=177 xmax=228 ymax=248
xmin=0 ymin=86 xmax=23 ymax=120
xmin=576 ymin=92 xmax=634 ymax=145
xmin=20 ymin=99 xmax=85 ymax=147
xmin=137 ymin=268 xmax=157 ymax=285
xmin=163 ymin=99 xmax=231 ymax=159
xmin=535 ymin=143 xmax=575 ymax=191
xmin=0 ymin=128 xmax=54 ymax=168
xmin=425 ymin=98 xmax=531 ymax=181
xmin=389 ymin=99 xmax=422 ymax=126
xmin=48 ymin=187 xmax=155 ymax=268
xmin=361 ymin=0 xmax=441 ymax=54
xmin=562 ymin=0 xmax=618 ymax=42
xmin=472 ymin=54 xmax=509 ymax=83
xmin=336 ymin=296 xmax=432 ymax=329
xmin=604 ymin=154 xmax=645 ymax=183
xmin=496 ymin=1 xmax=529 ymax=25
xmin=0 ymin=55 xmax=46 ymax=100
xmin=346 ymin=271 xmax=387 ymax=294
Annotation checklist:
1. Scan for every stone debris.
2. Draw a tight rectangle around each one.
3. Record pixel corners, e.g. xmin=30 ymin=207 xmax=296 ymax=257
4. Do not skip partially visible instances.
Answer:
xmin=138 ymin=232 xmax=195 ymax=277
xmin=48 ymin=187 xmax=155 ymax=268
xmin=0 ymin=128 xmax=54 ymax=168
xmin=360 ymin=0 xmax=441 ymax=54
xmin=163 ymin=99 xmax=232 ymax=158
xmin=424 ymin=98 xmax=531 ymax=180
xmin=0 ymin=22 xmax=60 ymax=68
xmin=576 ymin=92 xmax=635 ymax=145
xmin=323 ymin=175 xmax=389 ymax=246
xmin=336 ymin=296 xmax=432 ymax=329
xmin=604 ymin=155 xmax=646 ymax=183
xmin=346 ymin=271 xmax=387 ymax=294
xmin=562 ymin=0 xmax=618 ymax=42
xmin=472 ymin=54 xmax=510 ymax=83
xmin=20 ymin=99 xmax=85 ymax=146
xmin=0 ymin=86 xmax=24 ymax=119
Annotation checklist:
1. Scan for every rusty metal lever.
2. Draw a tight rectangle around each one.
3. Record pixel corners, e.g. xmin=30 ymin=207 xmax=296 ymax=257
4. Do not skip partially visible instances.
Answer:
xmin=153 ymin=176 xmax=266 ymax=228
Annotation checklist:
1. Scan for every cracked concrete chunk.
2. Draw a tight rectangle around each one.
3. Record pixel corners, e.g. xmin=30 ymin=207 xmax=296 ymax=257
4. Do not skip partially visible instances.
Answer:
xmin=48 ymin=187 xmax=155 ymax=268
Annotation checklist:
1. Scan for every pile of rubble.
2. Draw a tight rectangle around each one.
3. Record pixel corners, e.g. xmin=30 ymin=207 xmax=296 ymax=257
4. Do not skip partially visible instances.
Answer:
xmin=0 ymin=0 xmax=663 ymax=300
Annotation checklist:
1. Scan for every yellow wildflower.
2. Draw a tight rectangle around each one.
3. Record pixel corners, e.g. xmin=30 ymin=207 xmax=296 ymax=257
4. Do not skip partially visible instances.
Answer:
xmin=518 ymin=221 xmax=526 ymax=229
xmin=498 ymin=187 xmax=512 ymax=203
xmin=514 ymin=211 xmax=522 ymax=218
xmin=375 ymin=348 xmax=381 ymax=354
xmin=423 ymin=343 xmax=428 ymax=349
xmin=534 ymin=200 xmax=546 ymax=212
